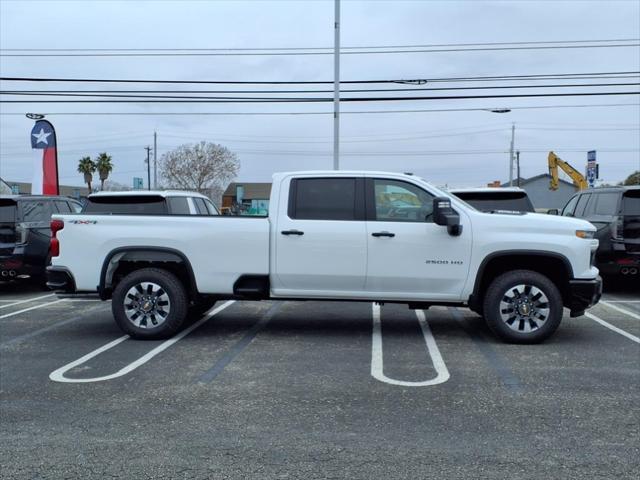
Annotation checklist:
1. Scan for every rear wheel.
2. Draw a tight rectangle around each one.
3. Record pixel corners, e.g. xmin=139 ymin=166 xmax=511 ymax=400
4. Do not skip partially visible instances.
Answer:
xmin=112 ymin=268 xmax=188 ymax=340
xmin=482 ymin=269 xmax=563 ymax=344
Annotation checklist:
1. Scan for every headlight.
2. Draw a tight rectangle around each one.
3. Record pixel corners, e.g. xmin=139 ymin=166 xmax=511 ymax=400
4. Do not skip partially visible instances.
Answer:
xmin=575 ymin=230 xmax=595 ymax=239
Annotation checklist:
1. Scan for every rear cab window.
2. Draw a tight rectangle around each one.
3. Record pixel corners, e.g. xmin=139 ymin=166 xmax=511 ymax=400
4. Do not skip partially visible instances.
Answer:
xmin=167 ymin=197 xmax=191 ymax=215
xmin=83 ymin=195 xmax=167 ymax=214
xmin=21 ymin=200 xmax=52 ymax=222
xmin=622 ymin=190 xmax=640 ymax=215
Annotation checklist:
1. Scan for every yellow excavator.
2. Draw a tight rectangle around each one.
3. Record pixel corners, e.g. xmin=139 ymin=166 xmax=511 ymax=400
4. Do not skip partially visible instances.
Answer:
xmin=548 ymin=151 xmax=588 ymax=191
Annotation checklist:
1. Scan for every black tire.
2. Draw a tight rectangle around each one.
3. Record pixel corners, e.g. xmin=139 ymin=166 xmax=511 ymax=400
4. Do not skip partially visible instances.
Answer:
xmin=112 ymin=268 xmax=188 ymax=340
xmin=482 ymin=269 xmax=563 ymax=344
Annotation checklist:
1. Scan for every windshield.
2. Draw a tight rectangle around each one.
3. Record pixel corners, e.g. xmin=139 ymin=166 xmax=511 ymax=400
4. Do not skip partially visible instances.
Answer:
xmin=451 ymin=191 xmax=535 ymax=212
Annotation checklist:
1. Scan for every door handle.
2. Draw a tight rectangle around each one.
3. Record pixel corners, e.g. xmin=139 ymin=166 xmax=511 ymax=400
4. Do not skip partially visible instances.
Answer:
xmin=371 ymin=231 xmax=395 ymax=238
xmin=281 ymin=229 xmax=304 ymax=236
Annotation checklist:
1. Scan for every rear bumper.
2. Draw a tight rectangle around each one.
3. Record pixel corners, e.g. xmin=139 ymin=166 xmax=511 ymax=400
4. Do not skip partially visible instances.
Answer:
xmin=0 ymin=254 xmax=39 ymax=278
xmin=46 ymin=266 xmax=76 ymax=293
xmin=566 ymin=276 xmax=602 ymax=316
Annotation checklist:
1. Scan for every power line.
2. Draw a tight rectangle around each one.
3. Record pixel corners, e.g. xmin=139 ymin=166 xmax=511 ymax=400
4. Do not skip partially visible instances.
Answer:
xmin=1 ymin=102 xmax=636 ymax=116
xmin=2 ymin=91 xmax=638 ymax=103
xmin=2 ymin=71 xmax=638 ymax=85
xmin=3 ymin=43 xmax=639 ymax=57
xmin=3 ymin=39 xmax=637 ymax=52
xmin=4 ymin=82 xmax=638 ymax=97
xmin=1 ymin=39 xmax=638 ymax=57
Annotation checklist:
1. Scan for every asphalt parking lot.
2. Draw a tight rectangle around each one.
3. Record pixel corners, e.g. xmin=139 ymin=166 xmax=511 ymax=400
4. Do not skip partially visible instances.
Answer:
xmin=0 ymin=280 xmax=638 ymax=480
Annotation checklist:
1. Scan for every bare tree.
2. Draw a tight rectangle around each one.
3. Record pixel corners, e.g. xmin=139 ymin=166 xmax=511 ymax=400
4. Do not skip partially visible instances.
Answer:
xmin=159 ymin=142 xmax=239 ymax=200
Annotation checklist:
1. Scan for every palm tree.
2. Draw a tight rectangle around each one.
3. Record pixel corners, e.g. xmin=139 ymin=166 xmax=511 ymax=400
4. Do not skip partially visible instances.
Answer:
xmin=95 ymin=152 xmax=114 ymax=191
xmin=77 ymin=156 xmax=96 ymax=193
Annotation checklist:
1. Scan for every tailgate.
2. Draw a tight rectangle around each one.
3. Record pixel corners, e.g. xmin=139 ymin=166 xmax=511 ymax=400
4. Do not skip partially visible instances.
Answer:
xmin=0 ymin=199 xmax=17 ymax=255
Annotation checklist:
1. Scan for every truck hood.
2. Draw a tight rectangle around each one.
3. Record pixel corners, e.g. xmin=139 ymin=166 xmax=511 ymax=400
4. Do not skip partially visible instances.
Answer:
xmin=471 ymin=210 xmax=596 ymax=234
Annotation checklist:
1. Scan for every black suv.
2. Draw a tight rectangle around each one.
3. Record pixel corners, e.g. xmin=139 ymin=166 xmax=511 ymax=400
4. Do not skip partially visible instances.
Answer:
xmin=0 ymin=195 xmax=82 ymax=281
xmin=560 ymin=186 xmax=640 ymax=276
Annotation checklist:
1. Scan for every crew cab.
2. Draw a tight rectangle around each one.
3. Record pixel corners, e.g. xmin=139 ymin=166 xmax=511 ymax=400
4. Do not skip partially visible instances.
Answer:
xmin=47 ymin=171 xmax=602 ymax=344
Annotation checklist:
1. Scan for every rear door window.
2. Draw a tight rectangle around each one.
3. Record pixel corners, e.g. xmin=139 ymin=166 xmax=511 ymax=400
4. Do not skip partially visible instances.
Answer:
xmin=167 ymin=197 xmax=191 ymax=215
xmin=54 ymin=201 xmax=72 ymax=214
xmin=83 ymin=196 xmax=167 ymax=214
xmin=290 ymin=178 xmax=357 ymax=220
xmin=593 ymin=193 xmax=620 ymax=215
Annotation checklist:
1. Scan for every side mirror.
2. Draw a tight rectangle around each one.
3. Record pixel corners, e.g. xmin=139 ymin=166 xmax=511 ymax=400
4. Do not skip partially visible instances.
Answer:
xmin=547 ymin=208 xmax=559 ymax=215
xmin=433 ymin=197 xmax=462 ymax=236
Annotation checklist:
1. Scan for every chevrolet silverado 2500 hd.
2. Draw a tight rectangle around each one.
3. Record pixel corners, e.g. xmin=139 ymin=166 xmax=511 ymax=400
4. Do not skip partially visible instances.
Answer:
xmin=46 ymin=171 xmax=602 ymax=343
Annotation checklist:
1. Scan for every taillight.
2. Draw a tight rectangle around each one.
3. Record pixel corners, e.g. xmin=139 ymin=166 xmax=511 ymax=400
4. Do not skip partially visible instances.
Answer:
xmin=611 ymin=215 xmax=624 ymax=240
xmin=50 ymin=219 xmax=64 ymax=257
xmin=15 ymin=223 xmax=27 ymax=244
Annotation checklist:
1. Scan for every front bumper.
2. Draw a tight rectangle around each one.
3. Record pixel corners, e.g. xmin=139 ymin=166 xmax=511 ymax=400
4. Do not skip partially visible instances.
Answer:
xmin=566 ymin=276 xmax=602 ymax=316
xmin=46 ymin=266 xmax=76 ymax=293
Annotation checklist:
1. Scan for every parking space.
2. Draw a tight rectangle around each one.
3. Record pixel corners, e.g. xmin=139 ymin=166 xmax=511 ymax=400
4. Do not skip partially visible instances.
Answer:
xmin=0 ymin=283 xmax=638 ymax=479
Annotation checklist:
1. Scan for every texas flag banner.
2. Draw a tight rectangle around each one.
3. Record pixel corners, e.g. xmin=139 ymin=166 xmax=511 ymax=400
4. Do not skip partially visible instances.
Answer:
xmin=30 ymin=119 xmax=59 ymax=195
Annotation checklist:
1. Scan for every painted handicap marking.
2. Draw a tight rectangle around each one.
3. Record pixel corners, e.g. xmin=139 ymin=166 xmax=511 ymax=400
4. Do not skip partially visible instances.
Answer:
xmin=371 ymin=303 xmax=450 ymax=387
xmin=49 ymin=300 xmax=235 ymax=383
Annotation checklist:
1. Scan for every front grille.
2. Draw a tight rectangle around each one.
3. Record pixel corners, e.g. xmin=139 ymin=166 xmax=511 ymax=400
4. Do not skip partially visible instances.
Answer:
xmin=590 ymin=250 xmax=597 ymax=267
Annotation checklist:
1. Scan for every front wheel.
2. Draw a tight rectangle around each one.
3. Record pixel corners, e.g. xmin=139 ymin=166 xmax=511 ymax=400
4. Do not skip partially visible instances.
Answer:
xmin=482 ymin=270 xmax=563 ymax=344
xmin=112 ymin=268 xmax=188 ymax=340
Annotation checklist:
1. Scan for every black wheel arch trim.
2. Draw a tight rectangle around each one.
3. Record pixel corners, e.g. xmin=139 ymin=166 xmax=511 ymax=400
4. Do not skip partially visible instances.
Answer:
xmin=98 ymin=246 xmax=199 ymax=300
xmin=469 ymin=250 xmax=575 ymax=306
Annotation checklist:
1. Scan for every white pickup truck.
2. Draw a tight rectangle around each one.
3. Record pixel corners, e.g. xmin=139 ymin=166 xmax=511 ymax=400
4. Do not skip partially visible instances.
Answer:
xmin=47 ymin=171 xmax=602 ymax=343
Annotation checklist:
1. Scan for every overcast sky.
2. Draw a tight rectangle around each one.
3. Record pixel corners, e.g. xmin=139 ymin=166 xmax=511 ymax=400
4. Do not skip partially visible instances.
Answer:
xmin=0 ymin=0 xmax=638 ymax=189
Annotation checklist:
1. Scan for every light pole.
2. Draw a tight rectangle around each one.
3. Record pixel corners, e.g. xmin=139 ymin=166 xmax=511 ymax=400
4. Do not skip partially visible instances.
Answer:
xmin=509 ymin=124 xmax=515 ymax=186
xmin=333 ymin=0 xmax=340 ymax=170
xmin=144 ymin=146 xmax=152 ymax=191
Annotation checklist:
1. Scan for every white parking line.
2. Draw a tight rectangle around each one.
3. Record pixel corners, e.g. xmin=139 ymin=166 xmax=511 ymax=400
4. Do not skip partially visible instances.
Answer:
xmin=49 ymin=300 xmax=235 ymax=383
xmin=0 ymin=299 xmax=66 ymax=319
xmin=371 ymin=304 xmax=450 ymax=387
xmin=600 ymin=300 xmax=640 ymax=304
xmin=600 ymin=301 xmax=640 ymax=320
xmin=0 ymin=294 xmax=55 ymax=310
xmin=586 ymin=312 xmax=640 ymax=344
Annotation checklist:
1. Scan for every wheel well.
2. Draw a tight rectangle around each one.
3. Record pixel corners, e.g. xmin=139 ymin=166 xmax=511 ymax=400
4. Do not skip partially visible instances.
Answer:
xmin=471 ymin=253 xmax=572 ymax=309
xmin=100 ymin=248 xmax=198 ymax=300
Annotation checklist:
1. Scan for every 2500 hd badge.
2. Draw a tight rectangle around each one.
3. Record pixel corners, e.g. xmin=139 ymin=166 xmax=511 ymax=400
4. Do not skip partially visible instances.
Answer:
xmin=425 ymin=259 xmax=464 ymax=265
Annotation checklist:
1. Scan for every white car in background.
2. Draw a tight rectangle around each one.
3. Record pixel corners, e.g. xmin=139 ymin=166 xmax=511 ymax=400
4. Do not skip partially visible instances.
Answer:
xmin=448 ymin=187 xmax=536 ymax=213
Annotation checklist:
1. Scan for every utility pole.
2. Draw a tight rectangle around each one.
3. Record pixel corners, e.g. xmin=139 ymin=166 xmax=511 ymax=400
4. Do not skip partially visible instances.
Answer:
xmin=153 ymin=131 xmax=157 ymax=189
xmin=516 ymin=150 xmax=521 ymax=187
xmin=144 ymin=146 xmax=152 ymax=191
xmin=333 ymin=0 xmax=340 ymax=170
xmin=508 ymin=123 xmax=515 ymax=186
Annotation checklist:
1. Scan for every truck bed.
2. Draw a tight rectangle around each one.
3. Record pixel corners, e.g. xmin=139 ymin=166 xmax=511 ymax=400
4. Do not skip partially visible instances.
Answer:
xmin=53 ymin=214 xmax=270 ymax=293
